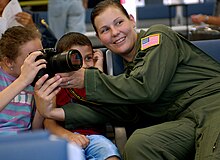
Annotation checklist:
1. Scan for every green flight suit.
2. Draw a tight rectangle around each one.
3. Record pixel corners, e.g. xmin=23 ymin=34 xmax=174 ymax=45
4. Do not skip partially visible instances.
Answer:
xmin=62 ymin=24 xmax=220 ymax=159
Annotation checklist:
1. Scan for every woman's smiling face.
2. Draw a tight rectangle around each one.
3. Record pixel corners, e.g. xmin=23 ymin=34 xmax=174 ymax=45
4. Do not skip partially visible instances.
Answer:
xmin=94 ymin=6 xmax=137 ymax=58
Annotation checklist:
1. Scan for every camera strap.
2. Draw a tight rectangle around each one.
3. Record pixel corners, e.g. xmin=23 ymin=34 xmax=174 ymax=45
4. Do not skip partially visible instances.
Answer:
xmin=68 ymin=88 xmax=101 ymax=106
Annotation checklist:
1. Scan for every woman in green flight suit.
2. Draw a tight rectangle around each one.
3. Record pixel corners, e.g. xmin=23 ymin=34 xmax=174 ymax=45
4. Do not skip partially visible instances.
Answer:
xmin=34 ymin=0 xmax=220 ymax=159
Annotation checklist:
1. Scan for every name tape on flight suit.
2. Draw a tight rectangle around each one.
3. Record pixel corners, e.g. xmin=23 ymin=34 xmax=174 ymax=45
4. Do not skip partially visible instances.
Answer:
xmin=141 ymin=34 xmax=160 ymax=50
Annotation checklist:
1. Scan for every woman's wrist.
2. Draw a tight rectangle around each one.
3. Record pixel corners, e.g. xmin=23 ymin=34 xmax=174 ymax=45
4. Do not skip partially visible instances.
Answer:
xmin=49 ymin=108 xmax=65 ymax=121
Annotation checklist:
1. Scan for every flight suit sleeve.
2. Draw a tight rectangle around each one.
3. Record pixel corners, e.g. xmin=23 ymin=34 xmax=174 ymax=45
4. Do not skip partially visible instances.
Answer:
xmin=85 ymin=25 xmax=181 ymax=104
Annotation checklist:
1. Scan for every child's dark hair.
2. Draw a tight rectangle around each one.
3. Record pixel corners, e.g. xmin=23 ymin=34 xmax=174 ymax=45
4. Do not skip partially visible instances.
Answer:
xmin=0 ymin=26 xmax=41 ymax=61
xmin=56 ymin=32 xmax=92 ymax=53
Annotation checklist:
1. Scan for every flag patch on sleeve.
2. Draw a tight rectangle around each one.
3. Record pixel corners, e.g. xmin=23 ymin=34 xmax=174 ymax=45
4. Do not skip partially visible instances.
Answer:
xmin=141 ymin=34 xmax=160 ymax=50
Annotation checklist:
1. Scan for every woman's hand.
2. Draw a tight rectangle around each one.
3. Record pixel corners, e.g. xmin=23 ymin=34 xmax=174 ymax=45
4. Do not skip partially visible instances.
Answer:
xmin=34 ymin=74 xmax=63 ymax=119
xmin=58 ymin=68 xmax=85 ymax=89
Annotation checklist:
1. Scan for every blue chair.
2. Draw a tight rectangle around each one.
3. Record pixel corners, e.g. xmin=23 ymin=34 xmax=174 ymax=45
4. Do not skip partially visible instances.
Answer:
xmin=0 ymin=130 xmax=83 ymax=160
xmin=106 ymin=50 xmax=124 ymax=76
xmin=192 ymin=39 xmax=220 ymax=62
xmin=0 ymin=130 xmax=50 ymax=143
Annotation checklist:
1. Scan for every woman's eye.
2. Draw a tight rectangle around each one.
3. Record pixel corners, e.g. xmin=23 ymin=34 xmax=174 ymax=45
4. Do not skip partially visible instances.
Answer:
xmin=116 ymin=20 xmax=123 ymax=26
xmin=101 ymin=28 xmax=109 ymax=34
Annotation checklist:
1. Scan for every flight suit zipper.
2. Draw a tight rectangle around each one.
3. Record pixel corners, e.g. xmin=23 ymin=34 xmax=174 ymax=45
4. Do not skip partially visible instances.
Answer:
xmin=213 ymin=133 xmax=220 ymax=152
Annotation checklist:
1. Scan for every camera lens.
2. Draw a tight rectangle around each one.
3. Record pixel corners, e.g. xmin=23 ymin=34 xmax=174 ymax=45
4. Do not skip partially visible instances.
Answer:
xmin=49 ymin=49 xmax=83 ymax=73
xmin=31 ymin=49 xmax=83 ymax=86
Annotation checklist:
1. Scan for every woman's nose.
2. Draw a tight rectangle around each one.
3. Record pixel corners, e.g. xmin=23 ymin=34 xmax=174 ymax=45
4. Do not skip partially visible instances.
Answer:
xmin=111 ymin=27 xmax=120 ymax=36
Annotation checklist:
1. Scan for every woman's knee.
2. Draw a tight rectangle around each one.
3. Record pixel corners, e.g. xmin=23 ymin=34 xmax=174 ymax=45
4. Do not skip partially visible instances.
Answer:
xmin=123 ymin=120 xmax=196 ymax=160
xmin=124 ymin=129 xmax=151 ymax=153
xmin=123 ymin=129 xmax=155 ymax=160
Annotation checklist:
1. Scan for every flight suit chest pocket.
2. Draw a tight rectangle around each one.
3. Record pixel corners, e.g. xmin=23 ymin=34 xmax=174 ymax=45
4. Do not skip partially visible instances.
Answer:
xmin=133 ymin=61 xmax=145 ymax=70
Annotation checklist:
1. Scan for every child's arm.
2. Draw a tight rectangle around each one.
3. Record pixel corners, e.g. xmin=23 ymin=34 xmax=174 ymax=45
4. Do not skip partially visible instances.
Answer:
xmin=31 ymin=110 xmax=44 ymax=130
xmin=0 ymin=77 xmax=31 ymax=111
xmin=44 ymin=118 xmax=90 ymax=148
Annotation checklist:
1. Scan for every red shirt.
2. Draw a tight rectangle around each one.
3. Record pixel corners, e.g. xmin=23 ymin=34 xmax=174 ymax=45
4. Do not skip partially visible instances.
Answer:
xmin=56 ymin=88 xmax=104 ymax=135
xmin=56 ymin=88 xmax=85 ymax=107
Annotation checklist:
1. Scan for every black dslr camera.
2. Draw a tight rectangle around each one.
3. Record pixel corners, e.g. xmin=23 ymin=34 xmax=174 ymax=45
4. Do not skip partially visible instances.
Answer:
xmin=31 ymin=48 xmax=83 ymax=86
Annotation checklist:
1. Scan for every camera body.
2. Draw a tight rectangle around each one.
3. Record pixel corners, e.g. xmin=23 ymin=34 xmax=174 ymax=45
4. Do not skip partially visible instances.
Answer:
xmin=32 ymin=48 xmax=83 ymax=86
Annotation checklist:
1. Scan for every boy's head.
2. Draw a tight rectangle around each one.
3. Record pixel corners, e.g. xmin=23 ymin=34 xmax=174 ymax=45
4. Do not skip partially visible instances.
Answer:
xmin=56 ymin=32 xmax=94 ymax=68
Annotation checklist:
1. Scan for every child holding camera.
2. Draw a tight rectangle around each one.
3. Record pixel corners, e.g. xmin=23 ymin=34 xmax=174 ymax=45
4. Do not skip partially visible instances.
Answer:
xmin=0 ymin=26 xmax=46 ymax=135
xmin=40 ymin=32 xmax=121 ymax=160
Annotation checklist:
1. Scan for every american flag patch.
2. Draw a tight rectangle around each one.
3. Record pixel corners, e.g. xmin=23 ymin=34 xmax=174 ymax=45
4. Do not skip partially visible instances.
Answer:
xmin=141 ymin=34 xmax=160 ymax=50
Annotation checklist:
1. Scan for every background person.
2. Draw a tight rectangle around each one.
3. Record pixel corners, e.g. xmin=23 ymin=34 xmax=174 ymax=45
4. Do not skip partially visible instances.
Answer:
xmin=35 ymin=0 xmax=220 ymax=159
xmin=48 ymin=0 xmax=87 ymax=39
xmin=191 ymin=14 xmax=220 ymax=26
xmin=0 ymin=0 xmax=57 ymax=48
xmin=191 ymin=0 xmax=220 ymax=26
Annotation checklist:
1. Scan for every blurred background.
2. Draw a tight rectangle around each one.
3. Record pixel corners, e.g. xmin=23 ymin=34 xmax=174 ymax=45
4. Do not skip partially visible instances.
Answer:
xmin=19 ymin=0 xmax=220 ymax=47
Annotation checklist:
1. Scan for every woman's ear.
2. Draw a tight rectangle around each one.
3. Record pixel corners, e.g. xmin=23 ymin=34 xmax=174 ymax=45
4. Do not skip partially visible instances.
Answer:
xmin=129 ymin=14 xmax=135 ymax=21
xmin=129 ymin=14 xmax=136 ymax=28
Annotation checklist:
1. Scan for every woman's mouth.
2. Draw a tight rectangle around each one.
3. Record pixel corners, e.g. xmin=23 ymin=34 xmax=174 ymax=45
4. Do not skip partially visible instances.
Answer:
xmin=113 ymin=37 xmax=125 ymax=44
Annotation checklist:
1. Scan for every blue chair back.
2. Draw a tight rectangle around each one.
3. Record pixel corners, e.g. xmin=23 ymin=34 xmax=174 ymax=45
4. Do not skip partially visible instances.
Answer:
xmin=0 ymin=130 xmax=83 ymax=160
xmin=192 ymin=39 xmax=220 ymax=62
